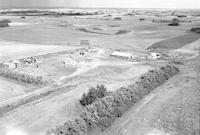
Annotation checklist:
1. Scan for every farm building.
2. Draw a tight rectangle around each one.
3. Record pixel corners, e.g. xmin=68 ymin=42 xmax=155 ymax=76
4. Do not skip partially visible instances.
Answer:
xmin=147 ymin=52 xmax=161 ymax=60
xmin=80 ymin=40 xmax=90 ymax=45
xmin=111 ymin=51 xmax=135 ymax=59
xmin=3 ymin=60 xmax=19 ymax=69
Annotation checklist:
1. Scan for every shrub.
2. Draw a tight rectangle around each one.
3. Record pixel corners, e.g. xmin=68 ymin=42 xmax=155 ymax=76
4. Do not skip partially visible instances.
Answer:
xmin=0 ymin=67 xmax=49 ymax=85
xmin=190 ymin=27 xmax=200 ymax=33
xmin=177 ymin=15 xmax=187 ymax=18
xmin=0 ymin=19 xmax=11 ymax=27
xmin=170 ymin=60 xmax=184 ymax=65
xmin=168 ymin=18 xmax=179 ymax=26
xmin=80 ymin=111 xmax=98 ymax=130
xmin=0 ymin=19 xmax=11 ymax=23
xmin=46 ymin=118 xmax=87 ymax=135
xmin=80 ymin=85 xmax=108 ymax=106
xmin=86 ymin=99 xmax=114 ymax=131
xmin=113 ymin=17 xmax=122 ymax=20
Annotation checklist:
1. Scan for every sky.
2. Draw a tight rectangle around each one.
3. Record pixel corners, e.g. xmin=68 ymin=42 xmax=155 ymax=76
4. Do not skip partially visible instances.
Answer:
xmin=0 ymin=0 xmax=200 ymax=9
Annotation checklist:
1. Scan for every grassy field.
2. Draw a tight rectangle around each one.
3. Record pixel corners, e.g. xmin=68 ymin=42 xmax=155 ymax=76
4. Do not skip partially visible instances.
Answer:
xmin=0 ymin=9 xmax=199 ymax=135
xmin=149 ymin=32 xmax=200 ymax=50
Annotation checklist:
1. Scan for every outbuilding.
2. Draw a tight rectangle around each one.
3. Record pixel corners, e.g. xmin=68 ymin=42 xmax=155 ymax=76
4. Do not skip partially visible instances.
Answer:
xmin=80 ymin=40 xmax=90 ymax=46
xmin=111 ymin=51 xmax=135 ymax=59
xmin=3 ymin=60 xmax=18 ymax=69
xmin=147 ymin=52 xmax=161 ymax=60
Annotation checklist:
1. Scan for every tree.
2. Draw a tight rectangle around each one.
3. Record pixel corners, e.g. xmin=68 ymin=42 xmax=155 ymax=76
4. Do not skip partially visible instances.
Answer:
xmin=80 ymin=85 xmax=108 ymax=106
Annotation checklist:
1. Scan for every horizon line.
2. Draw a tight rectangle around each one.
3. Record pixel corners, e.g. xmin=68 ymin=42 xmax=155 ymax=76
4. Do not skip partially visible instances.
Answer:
xmin=0 ymin=6 xmax=200 ymax=10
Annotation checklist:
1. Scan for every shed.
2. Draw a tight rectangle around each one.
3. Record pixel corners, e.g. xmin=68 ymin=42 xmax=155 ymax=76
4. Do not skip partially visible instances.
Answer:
xmin=111 ymin=51 xmax=135 ymax=59
xmin=80 ymin=40 xmax=89 ymax=46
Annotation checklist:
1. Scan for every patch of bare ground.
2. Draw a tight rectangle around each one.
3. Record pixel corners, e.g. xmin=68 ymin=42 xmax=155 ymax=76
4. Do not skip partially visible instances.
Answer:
xmin=100 ymin=56 xmax=200 ymax=135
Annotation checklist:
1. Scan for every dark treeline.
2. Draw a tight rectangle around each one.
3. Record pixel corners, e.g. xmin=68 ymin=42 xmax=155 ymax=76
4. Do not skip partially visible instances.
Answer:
xmin=80 ymin=85 xmax=108 ymax=106
xmin=46 ymin=64 xmax=179 ymax=135
xmin=0 ymin=68 xmax=49 ymax=85
xmin=0 ymin=19 xmax=11 ymax=27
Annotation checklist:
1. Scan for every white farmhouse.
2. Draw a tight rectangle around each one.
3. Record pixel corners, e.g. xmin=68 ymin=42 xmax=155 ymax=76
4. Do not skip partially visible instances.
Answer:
xmin=147 ymin=52 xmax=161 ymax=60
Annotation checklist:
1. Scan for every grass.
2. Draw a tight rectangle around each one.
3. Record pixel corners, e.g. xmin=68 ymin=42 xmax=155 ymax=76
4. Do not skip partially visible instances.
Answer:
xmin=46 ymin=64 xmax=179 ymax=135
xmin=148 ymin=33 xmax=200 ymax=50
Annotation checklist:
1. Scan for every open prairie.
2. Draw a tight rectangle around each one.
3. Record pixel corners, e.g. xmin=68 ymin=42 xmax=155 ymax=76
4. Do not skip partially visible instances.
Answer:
xmin=0 ymin=8 xmax=199 ymax=135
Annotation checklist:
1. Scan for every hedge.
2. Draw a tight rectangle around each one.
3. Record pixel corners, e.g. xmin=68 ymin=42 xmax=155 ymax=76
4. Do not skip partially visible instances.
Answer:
xmin=0 ymin=67 xmax=49 ymax=85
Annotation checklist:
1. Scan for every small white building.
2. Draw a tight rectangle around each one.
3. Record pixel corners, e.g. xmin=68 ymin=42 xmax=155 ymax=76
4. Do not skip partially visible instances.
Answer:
xmin=3 ymin=60 xmax=19 ymax=69
xmin=147 ymin=52 xmax=161 ymax=60
xmin=111 ymin=51 xmax=135 ymax=59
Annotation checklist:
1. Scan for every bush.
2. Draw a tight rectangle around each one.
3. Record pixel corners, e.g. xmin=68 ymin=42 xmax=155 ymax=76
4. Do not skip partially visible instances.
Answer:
xmin=46 ymin=118 xmax=87 ymax=135
xmin=170 ymin=60 xmax=184 ymax=65
xmin=113 ymin=17 xmax=122 ymax=20
xmin=177 ymin=15 xmax=187 ymax=18
xmin=0 ymin=19 xmax=11 ymax=27
xmin=191 ymin=27 xmax=200 ymax=33
xmin=168 ymin=18 xmax=179 ymax=26
xmin=0 ymin=19 xmax=11 ymax=23
xmin=80 ymin=85 xmax=108 ymax=106
xmin=85 ymin=99 xmax=114 ymax=131
xmin=0 ymin=22 xmax=9 ymax=27
xmin=0 ymin=67 xmax=49 ymax=85
xmin=80 ymin=111 xmax=98 ymax=130
xmin=139 ymin=18 xmax=145 ymax=21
